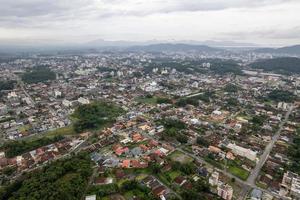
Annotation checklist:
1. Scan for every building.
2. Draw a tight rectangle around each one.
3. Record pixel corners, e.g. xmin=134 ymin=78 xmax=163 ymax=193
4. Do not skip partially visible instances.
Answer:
xmin=227 ymin=143 xmax=257 ymax=161
xmin=217 ymin=183 xmax=233 ymax=200
xmin=85 ymin=195 xmax=96 ymax=200
xmin=250 ymin=189 xmax=263 ymax=200
xmin=279 ymin=171 xmax=300 ymax=199
xmin=209 ymin=171 xmax=219 ymax=186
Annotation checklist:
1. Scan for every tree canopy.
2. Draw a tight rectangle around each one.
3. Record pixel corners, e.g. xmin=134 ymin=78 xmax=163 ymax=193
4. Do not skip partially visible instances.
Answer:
xmin=72 ymin=101 xmax=123 ymax=133
xmin=0 ymin=153 xmax=93 ymax=200
xmin=0 ymin=136 xmax=64 ymax=158
xmin=250 ymin=57 xmax=300 ymax=74
xmin=21 ymin=66 xmax=56 ymax=84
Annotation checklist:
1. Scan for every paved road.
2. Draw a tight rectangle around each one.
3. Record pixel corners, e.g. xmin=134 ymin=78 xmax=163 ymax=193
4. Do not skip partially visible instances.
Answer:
xmin=140 ymin=104 xmax=295 ymax=200
xmin=238 ymin=105 xmax=295 ymax=200
xmin=247 ymin=105 xmax=294 ymax=186
xmin=185 ymin=92 xmax=204 ymax=98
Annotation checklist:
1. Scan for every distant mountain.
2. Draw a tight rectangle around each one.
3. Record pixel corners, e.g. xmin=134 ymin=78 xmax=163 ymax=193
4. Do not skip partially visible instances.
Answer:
xmin=126 ymin=43 xmax=223 ymax=53
xmin=249 ymin=57 xmax=300 ymax=74
xmin=254 ymin=45 xmax=300 ymax=55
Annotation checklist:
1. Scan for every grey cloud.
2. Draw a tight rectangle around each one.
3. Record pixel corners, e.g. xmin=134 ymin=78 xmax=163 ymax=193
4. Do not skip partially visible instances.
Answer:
xmin=221 ymin=26 xmax=300 ymax=41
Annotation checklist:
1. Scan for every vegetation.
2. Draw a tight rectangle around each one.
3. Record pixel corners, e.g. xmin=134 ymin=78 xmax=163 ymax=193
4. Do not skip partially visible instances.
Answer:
xmin=171 ymin=161 xmax=196 ymax=175
xmin=168 ymin=150 xmax=194 ymax=164
xmin=72 ymin=101 xmax=123 ymax=133
xmin=158 ymin=118 xmax=189 ymax=144
xmin=267 ymin=89 xmax=296 ymax=102
xmin=136 ymin=94 xmax=172 ymax=105
xmin=44 ymin=126 xmax=76 ymax=138
xmin=288 ymin=129 xmax=300 ymax=174
xmin=0 ymin=135 xmax=64 ymax=158
xmin=0 ymin=80 xmax=16 ymax=91
xmin=180 ymin=177 xmax=219 ymax=200
xmin=176 ymin=91 xmax=215 ymax=107
xmin=196 ymin=137 xmax=209 ymax=147
xmin=21 ymin=66 xmax=56 ymax=84
xmin=250 ymin=57 xmax=300 ymax=74
xmin=87 ymin=180 xmax=157 ymax=200
xmin=156 ymin=97 xmax=172 ymax=104
xmin=224 ymin=83 xmax=239 ymax=93
xmin=227 ymin=161 xmax=250 ymax=180
xmin=210 ymin=60 xmax=243 ymax=75
xmin=0 ymin=153 xmax=93 ymax=200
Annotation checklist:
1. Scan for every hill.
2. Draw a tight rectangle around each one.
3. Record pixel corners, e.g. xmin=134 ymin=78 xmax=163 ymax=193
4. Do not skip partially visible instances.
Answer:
xmin=249 ymin=57 xmax=300 ymax=74
xmin=126 ymin=43 xmax=223 ymax=53
xmin=254 ymin=45 xmax=300 ymax=55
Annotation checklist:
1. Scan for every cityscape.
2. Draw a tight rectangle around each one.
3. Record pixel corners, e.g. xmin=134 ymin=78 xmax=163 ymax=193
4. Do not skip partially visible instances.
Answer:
xmin=0 ymin=1 xmax=300 ymax=200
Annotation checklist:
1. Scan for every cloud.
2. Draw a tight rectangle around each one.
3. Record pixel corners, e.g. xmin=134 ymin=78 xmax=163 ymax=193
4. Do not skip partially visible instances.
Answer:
xmin=0 ymin=0 xmax=299 ymax=46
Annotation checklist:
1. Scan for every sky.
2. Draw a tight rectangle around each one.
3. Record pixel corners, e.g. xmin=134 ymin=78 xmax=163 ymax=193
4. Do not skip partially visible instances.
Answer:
xmin=0 ymin=0 xmax=300 ymax=46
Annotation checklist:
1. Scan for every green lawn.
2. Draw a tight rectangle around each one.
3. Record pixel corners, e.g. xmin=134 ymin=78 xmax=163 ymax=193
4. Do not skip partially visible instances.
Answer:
xmin=167 ymin=170 xmax=181 ymax=180
xmin=256 ymin=182 xmax=268 ymax=189
xmin=228 ymin=165 xmax=249 ymax=180
xmin=45 ymin=126 xmax=76 ymax=138
xmin=124 ymin=189 xmax=147 ymax=199
xmin=168 ymin=150 xmax=194 ymax=164
xmin=136 ymin=96 xmax=157 ymax=104
xmin=203 ymin=157 xmax=224 ymax=170
xmin=18 ymin=125 xmax=31 ymax=132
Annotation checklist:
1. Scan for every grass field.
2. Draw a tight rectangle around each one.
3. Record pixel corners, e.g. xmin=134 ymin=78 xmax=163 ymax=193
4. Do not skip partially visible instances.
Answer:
xmin=166 ymin=170 xmax=181 ymax=181
xmin=168 ymin=150 xmax=194 ymax=164
xmin=136 ymin=96 xmax=158 ymax=104
xmin=45 ymin=126 xmax=76 ymax=138
xmin=19 ymin=125 xmax=76 ymax=142
xmin=228 ymin=165 xmax=249 ymax=180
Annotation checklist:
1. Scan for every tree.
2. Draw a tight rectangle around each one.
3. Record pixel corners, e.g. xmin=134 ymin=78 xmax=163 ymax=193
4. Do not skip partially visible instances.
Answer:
xmin=176 ymin=134 xmax=188 ymax=144
xmin=72 ymin=101 xmax=123 ymax=133
xmin=21 ymin=66 xmax=56 ymax=84
xmin=196 ymin=137 xmax=209 ymax=147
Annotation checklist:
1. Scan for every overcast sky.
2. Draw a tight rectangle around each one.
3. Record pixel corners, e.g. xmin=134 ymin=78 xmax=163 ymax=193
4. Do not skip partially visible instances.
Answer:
xmin=0 ymin=0 xmax=299 ymax=46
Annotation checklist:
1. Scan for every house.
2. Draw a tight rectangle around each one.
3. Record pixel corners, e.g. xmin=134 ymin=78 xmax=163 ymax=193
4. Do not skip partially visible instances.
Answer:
xmin=152 ymin=185 xmax=167 ymax=197
xmin=103 ymin=157 xmax=119 ymax=168
xmin=85 ymin=195 xmax=96 ymax=200
xmin=131 ymin=160 xmax=148 ymax=168
xmin=174 ymin=176 xmax=187 ymax=186
xmin=208 ymin=146 xmax=222 ymax=154
xmin=143 ymin=176 xmax=155 ymax=186
xmin=122 ymin=160 xmax=130 ymax=168
xmin=250 ymin=189 xmax=262 ymax=200
xmin=90 ymin=152 xmax=103 ymax=163
xmin=132 ymin=133 xmax=143 ymax=142
xmin=115 ymin=169 xmax=126 ymax=179
xmin=131 ymin=147 xmax=142 ymax=157
xmin=95 ymin=177 xmax=113 ymax=185
xmin=115 ymin=147 xmax=129 ymax=156
xmin=226 ymin=152 xmax=235 ymax=160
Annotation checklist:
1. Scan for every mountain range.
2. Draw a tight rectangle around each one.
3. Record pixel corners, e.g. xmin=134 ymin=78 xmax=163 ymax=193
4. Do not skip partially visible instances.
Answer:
xmin=253 ymin=45 xmax=300 ymax=55
xmin=0 ymin=38 xmax=300 ymax=55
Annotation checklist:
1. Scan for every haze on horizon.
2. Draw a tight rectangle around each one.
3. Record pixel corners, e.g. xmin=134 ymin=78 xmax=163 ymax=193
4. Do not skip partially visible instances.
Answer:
xmin=0 ymin=0 xmax=300 ymax=47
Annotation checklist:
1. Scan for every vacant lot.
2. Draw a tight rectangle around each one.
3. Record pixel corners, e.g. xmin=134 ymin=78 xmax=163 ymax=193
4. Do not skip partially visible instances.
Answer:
xmin=168 ymin=150 xmax=194 ymax=164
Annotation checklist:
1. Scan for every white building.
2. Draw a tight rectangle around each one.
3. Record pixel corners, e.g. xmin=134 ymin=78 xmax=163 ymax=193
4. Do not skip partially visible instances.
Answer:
xmin=279 ymin=171 xmax=300 ymax=199
xmin=227 ymin=143 xmax=257 ymax=161
xmin=78 ymin=97 xmax=90 ymax=105
xmin=209 ymin=171 xmax=219 ymax=186
xmin=85 ymin=195 xmax=96 ymax=200
xmin=217 ymin=183 xmax=233 ymax=200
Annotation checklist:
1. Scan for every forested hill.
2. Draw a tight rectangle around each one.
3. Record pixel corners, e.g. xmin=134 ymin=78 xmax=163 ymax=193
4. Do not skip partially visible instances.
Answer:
xmin=249 ymin=57 xmax=300 ymax=74
xmin=254 ymin=45 xmax=300 ymax=55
